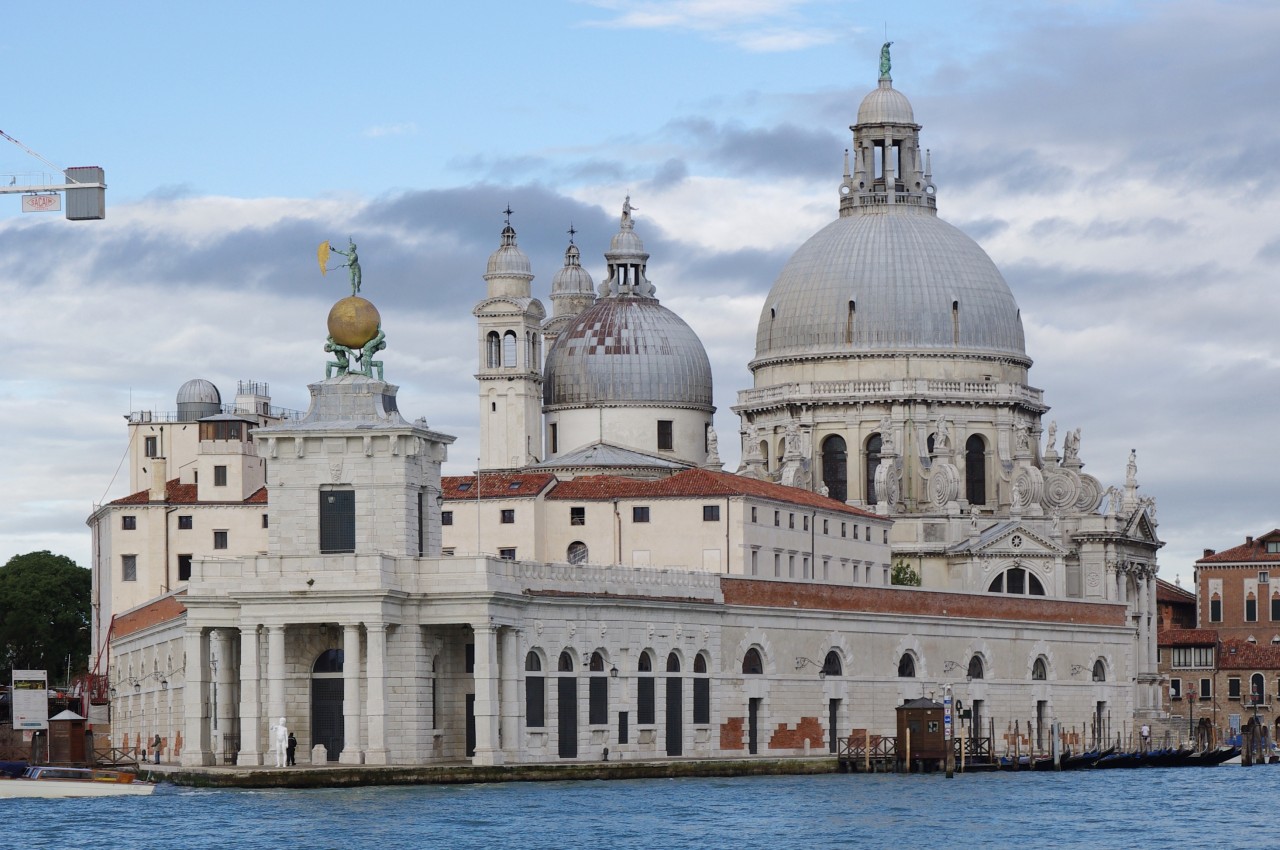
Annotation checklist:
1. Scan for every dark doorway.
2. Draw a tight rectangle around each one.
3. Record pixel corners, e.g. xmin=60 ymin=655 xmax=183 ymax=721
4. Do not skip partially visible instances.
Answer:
xmin=865 ymin=434 xmax=882 ymax=505
xmin=748 ymin=698 xmax=761 ymax=755
xmin=666 ymin=677 xmax=683 ymax=756
xmin=828 ymin=699 xmax=840 ymax=754
xmin=821 ymin=435 xmax=848 ymax=502
xmin=311 ymin=649 xmax=344 ymax=761
xmin=558 ymin=676 xmax=578 ymax=758
xmin=465 ymin=693 xmax=476 ymax=757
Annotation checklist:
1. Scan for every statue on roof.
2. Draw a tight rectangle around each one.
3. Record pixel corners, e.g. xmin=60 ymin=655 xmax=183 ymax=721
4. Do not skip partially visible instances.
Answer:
xmin=879 ymin=41 xmax=893 ymax=79
xmin=622 ymin=195 xmax=637 ymax=226
xmin=320 ymin=237 xmax=362 ymax=296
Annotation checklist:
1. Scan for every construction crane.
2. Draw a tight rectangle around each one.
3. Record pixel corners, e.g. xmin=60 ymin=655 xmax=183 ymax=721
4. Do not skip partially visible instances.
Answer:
xmin=0 ymin=129 xmax=105 ymax=220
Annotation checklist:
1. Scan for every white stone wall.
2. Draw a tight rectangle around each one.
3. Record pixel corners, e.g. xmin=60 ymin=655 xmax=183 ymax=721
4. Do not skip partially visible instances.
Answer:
xmin=546 ymin=406 xmax=710 ymax=468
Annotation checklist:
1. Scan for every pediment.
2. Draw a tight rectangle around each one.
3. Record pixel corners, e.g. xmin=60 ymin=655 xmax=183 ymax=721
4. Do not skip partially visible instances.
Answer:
xmin=950 ymin=520 xmax=1067 ymax=557
xmin=1121 ymin=509 xmax=1161 ymax=546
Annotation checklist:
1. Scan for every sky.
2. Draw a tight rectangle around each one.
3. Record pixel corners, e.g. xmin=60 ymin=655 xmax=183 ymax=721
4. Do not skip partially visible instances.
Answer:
xmin=1 ymin=0 xmax=1277 ymax=585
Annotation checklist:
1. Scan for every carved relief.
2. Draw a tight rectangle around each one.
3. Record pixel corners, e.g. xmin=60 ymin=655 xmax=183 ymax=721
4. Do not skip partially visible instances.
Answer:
xmin=928 ymin=462 xmax=960 ymax=507
xmin=1076 ymin=474 xmax=1103 ymax=513
xmin=1011 ymin=466 xmax=1043 ymax=511
xmin=1042 ymin=468 xmax=1080 ymax=511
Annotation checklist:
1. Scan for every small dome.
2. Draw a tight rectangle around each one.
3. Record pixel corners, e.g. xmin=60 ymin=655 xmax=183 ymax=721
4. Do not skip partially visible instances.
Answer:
xmin=544 ymin=298 xmax=713 ymax=409
xmin=551 ymin=243 xmax=595 ymax=296
xmin=176 ymin=378 xmax=221 ymax=406
xmin=857 ymin=80 xmax=915 ymax=125
xmin=485 ymin=224 xmax=532 ymax=279
xmin=609 ymin=226 xmax=645 ymax=255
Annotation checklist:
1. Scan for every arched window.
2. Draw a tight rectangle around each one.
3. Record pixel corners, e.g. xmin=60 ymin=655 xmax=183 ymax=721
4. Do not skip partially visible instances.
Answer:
xmin=967 ymin=655 xmax=984 ymax=680
xmin=588 ymin=652 xmax=607 ymax=726
xmin=693 ymin=653 xmax=710 ymax=725
xmin=742 ymin=648 xmax=763 ymax=675
xmin=558 ymin=651 xmax=574 ymax=672
xmin=502 ymin=330 xmax=517 ymax=367
xmin=822 ymin=650 xmax=842 ymax=677
xmin=666 ymin=652 xmax=681 ymax=673
xmin=637 ymin=651 xmax=655 ymax=725
xmin=567 ymin=541 xmax=588 ymax=565
xmin=865 ymin=433 xmax=882 ymax=505
xmin=759 ymin=440 xmax=771 ymax=471
xmin=485 ymin=331 xmax=501 ymax=368
xmin=897 ymin=653 xmax=916 ymax=678
xmin=525 ymin=651 xmax=545 ymax=728
xmin=1032 ymin=657 xmax=1048 ymax=681
xmin=987 ymin=567 xmax=1045 ymax=595
xmin=1251 ymin=673 xmax=1266 ymax=705
xmin=1092 ymin=659 xmax=1106 ymax=682
xmin=965 ymin=434 xmax=986 ymax=505
xmin=313 ymin=648 xmax=344 ymax=673
xmin=821 ymin=435 xmax=848 ymax=502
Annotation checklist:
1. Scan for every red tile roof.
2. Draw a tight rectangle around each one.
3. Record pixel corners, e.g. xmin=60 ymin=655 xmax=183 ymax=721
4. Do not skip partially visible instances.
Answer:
xmin=442 ymin=472 xmax=557 ymax=501
xmin=1198 ymin=530 xmax=1280 ymax=564
xmin=110 ymin=479 xmax=266 ymax=506
xmin=546 ymin=468 xmax=882 ymax=518
xmin=1219 ymin=638 xmax=1280 ymax=670
xmin=1158 ymin=628 xmax=1218 ymax=647
xmin=1156 ymin=577 xmax=1195 ymax=604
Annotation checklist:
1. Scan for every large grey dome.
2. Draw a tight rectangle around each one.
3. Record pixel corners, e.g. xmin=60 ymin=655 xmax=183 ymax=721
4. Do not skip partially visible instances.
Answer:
xmin=754 ymin=209 xmax=1027 ymax=363
xmin=544 ymin=297 xmax=713 ymax=409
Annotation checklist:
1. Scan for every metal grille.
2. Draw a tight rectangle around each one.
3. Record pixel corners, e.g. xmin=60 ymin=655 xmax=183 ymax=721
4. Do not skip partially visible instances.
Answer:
xmin=319 ymin=490 xmax=355 ymax=553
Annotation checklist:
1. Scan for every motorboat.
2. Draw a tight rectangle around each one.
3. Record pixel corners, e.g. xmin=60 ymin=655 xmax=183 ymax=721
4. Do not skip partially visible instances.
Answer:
xmin=0 ymin=765 xmax=156 ymax=798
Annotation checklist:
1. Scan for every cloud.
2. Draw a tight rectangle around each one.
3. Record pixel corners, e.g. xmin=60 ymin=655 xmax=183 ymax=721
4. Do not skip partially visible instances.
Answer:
xmin=577 ymin=0 xmax=839 ymax=52
xmin=362 ymin=122 xmax=418 ymax=139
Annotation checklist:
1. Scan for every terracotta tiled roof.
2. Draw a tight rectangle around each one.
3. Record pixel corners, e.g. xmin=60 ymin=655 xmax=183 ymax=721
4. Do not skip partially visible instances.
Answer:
xmin=1158 ymin=628 xmax=1218 ymax=647
xmin=113 ymin=593 xmax=187 ymax=639
xmin=1219 ymin=638 xmax=1280 ymax=670
xmin=1198 ymin=530 xmax=1280 ymax=564
xmin=1156 ymin=577 xmax=1195 ymax=604
xmin=545 ymin=468 xmax=882 ymax=518
xmin=442 ymin=472 xmax=557 ymax=501
xmin=109 ymin=478 xmax=265 ymax=506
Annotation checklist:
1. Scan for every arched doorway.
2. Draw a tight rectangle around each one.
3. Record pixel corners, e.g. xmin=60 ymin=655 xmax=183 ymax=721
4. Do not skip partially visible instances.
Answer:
xmin=966 ymin=435 xmax=987 ymax=505
xmin=311 ymin=648 xmax=344 ymax=761
xmin=865 ymin=434 xmax=882 ymax=504
xmin=821 ymin=435 xmax=848 ymax=502
xmin=665 ymin=652 xmax=683 ymax=756
xmin=557 ymin=651 xmax=578 ymax=759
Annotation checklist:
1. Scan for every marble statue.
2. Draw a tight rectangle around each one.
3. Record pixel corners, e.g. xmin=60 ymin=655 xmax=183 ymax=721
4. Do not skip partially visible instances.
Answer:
xmin=877 ymin=416 xmax=895 ymax=454
xmin=879 ymin=41 xmax=893 ymax=78
xmin=934 ymin=416 xmax=951 ymax=452
xmin=1126 ymin=449 xmax=1138 ymax=488
xmin=784 ymin=421 xmax=801 ymax=456
xmin=270 ymin=716 xmax=289 ymax=768
xmin=1045 ymin=421 xmax=1057 ymax=455
xmin=1063 ymin=427 xmax=1081 ymax=461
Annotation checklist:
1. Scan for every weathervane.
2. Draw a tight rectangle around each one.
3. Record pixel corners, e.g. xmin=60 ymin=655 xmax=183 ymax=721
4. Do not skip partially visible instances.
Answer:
xmin=317 ymin=237 xmax=384 ymax=380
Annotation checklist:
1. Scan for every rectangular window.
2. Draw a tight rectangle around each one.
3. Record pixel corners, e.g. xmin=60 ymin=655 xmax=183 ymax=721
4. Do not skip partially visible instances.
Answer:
xmin=1262 ymin=571 xmax=1271 ymax=584
xmin=843 ymin=522 xmax=848 ymax=538
xmin=632 ymin=506 xmax=650 ymax=523
xmin=121 ymin=554 xmax=137 ymax=582
xmin=177 ymin=554 xmax=192 ymax=582
xmin=618 ymin=711 xmax=629 ymax=744
xmin=526 ymin=677 xmax=545 ymax=728
xmin=570 ymin=507 xmax=585 ymax=526
xmin=178 ymin=515 xmax=192 ymax=530
xmin=693 ymin=678 xmax=711 ymax=725
xmin=883 ymin=529 xmax=889 ymax=544
xmin=1200 ymin=678 xmax=1212 ymax=699
xmin=822 ymin=558 xmax=830 ymax=581
xmin=703 ymin=504 xmax=720 ymax=522
xmin=1272 ymin=596 xmax=1280 ymax=621
xmin=774 ymin=511 xmax=780 ymax=527
xmin=1247 ymin=598 xmax=1258 ymax=622
xmin=1169 ymin=678 xmax=1182 ymax=700
xmin=1229 ymin=677 xmax=1242 ymax=700
xmin=442 ymin=511 xmax=454 ymax=526
xmin=1269 ymin=542 xmax=1280 ymax=554
xmin=501 ymin=509 xmax=516 ymax=524
xmin=121 ymin=515 xmax=136 ymax=530
xmin=774 ymin=553 xmax=781 ymax=577
xmin=657 ymin=420 xmax=674 ymax=451
xmin=1211 ymin=598 xmax=1222 ymax=622
xmin=499 ymin=547 xmax=516 ymax=560
xmin=803 ymin=556 xmax=810 ymax=579
xmin=262 ymin=514 xmax=269 ymax=529
xmin=589 ymin=677 xmax=608 ymax=726
xmin=823 ymin=519 xmax=829 ymax=535
xmin=214 ymin=465 xmax=227 ymax=487
xmin=803 ymin=516 xmax=809 ymax=531
xmin=751 ymin=507 xmax=758 ymax=523
xmin=213 ymin=530 xmax=229 ymax=550
xmin=319 ymin=489 xmax=354 ymax=553
xmin=638 ymin=678 xmax=655 ymax=725
xmin=549 ymin=423 xmax=558 ymax=454
xmin=144 ymin=436 xmax=158 ymax=457
xmin=788 ymin=513 xmax=795 ymax=529
xmin=788 ymin=555 xmax=795 ymax=578
xmin=750 ymin=550 xmax=759 ymax=576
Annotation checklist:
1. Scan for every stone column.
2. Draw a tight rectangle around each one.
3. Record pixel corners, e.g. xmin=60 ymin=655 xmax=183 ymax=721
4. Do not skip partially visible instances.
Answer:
xmin=267 ymin=625 xmax=287 ymax=728
xmin=472 ymin=623 xmax=504 ymax=765
xmin=365 ymin=623 xmax=389 ymax=765
xmin=339 ymin=623 xmax=364 ymax=764
xmin=180 ymin=627 xmax=213 ymax=766
xmin=1136 ymin=574 xmax=1149 ymax=676
xmin=237 ymin=625 xmax=262 ymax=766
xmin=499 ymin=627 xmax=520 ymax=758
xmin=212 ymin=629 xmax=235 ymax=760
xmin=1147 ymin=572 xmax=1158 ymax=677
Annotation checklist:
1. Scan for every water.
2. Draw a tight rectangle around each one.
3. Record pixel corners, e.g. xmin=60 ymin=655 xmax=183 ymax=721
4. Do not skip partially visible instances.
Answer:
xmin=6 ymin=769 xmax=1273 ymax=849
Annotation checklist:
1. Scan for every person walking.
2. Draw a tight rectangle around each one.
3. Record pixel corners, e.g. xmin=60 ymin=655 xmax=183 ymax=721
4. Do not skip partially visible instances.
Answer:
xmin=153 ymin=734 xmax=162 ymax=764
xmin=286 ymin=732 xmax=298 ymax=767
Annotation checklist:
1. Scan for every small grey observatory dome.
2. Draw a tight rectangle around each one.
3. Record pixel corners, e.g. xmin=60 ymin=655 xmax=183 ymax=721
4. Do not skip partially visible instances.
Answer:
xmin=176 ymin=378 xmax=222 ymax=421
xmin=543 ymin=198 xmax=713 ymax=410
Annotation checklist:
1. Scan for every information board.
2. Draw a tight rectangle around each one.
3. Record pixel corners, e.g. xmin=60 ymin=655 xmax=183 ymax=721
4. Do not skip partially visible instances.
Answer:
xmin=11 ymin=669 xmax=48 ymax=730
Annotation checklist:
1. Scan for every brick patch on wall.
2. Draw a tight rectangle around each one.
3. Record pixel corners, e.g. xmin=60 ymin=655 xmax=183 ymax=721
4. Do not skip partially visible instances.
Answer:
xmin=720 ymin=716 xmax=745 ymax=750
xmin=769 ymin=716 xmax=824 ymax=750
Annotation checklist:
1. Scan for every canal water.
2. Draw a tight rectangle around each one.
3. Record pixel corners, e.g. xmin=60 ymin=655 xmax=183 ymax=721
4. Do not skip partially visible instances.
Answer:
xmin=8 ymin=768 xmax=1271 ymax=849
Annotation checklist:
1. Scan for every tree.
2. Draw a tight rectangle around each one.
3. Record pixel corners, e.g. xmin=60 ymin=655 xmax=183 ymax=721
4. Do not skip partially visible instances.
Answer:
xmin=0 ymin=551 xmax=91 ymax=684
xmin=891 ymin=560 xmax=921 ymax=587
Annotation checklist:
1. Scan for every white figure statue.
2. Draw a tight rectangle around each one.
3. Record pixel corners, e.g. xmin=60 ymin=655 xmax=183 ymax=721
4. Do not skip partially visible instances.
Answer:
xmin=1126 ymin=449 xmax=1138 ymax=488
xmin=1045 ymin=421 xmax=1057 ymax=455
xmin=934 ymin=416 xmax=951 ymax=453
xmin=270 ymin=716 xmax=289 ymax=768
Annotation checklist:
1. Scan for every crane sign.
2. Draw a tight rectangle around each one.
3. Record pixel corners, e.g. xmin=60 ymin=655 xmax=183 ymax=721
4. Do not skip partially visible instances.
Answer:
xmin=0 ymin=129 xmax=106 ymax=220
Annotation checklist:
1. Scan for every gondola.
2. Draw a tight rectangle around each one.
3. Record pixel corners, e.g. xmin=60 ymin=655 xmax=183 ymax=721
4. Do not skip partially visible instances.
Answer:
xmin=1059 ymin=745 xmax=1115 ymax=770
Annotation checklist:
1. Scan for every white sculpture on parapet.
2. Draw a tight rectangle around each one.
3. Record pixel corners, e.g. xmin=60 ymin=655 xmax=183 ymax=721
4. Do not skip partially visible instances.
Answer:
xmin=270 ymin=716 xmax=289 ymax=768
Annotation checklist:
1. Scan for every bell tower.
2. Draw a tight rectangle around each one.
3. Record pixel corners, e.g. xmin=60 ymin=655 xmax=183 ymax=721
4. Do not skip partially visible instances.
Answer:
xmin=473 ymin=212 xmax=546 ymax=471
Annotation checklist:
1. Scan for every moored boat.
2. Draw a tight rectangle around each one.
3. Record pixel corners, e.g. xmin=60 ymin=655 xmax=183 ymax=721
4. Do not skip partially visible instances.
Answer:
xmin=0 ymin=765 xmax=156 ymax=798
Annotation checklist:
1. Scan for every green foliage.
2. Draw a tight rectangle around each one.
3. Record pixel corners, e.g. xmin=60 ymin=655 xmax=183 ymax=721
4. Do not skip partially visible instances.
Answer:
xmin=0 ymin=551 xmax=91 ymax=683
xmin=891 ymin=560 xmax=921 ymax=587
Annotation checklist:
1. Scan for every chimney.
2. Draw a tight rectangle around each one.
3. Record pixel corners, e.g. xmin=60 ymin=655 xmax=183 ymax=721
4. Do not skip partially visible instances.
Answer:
xmin=149 ymin=456 xmax=168 ymax=501
xmin=1247 ymin=536 xmax=1254 ymax=546
xmin=1203 ymin=549 xmax=1215 ymax=558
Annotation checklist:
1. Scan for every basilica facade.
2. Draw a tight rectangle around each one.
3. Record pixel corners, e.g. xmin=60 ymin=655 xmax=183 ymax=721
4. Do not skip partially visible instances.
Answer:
xmin=91 ymin=53 xmax=1160 ymax=769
